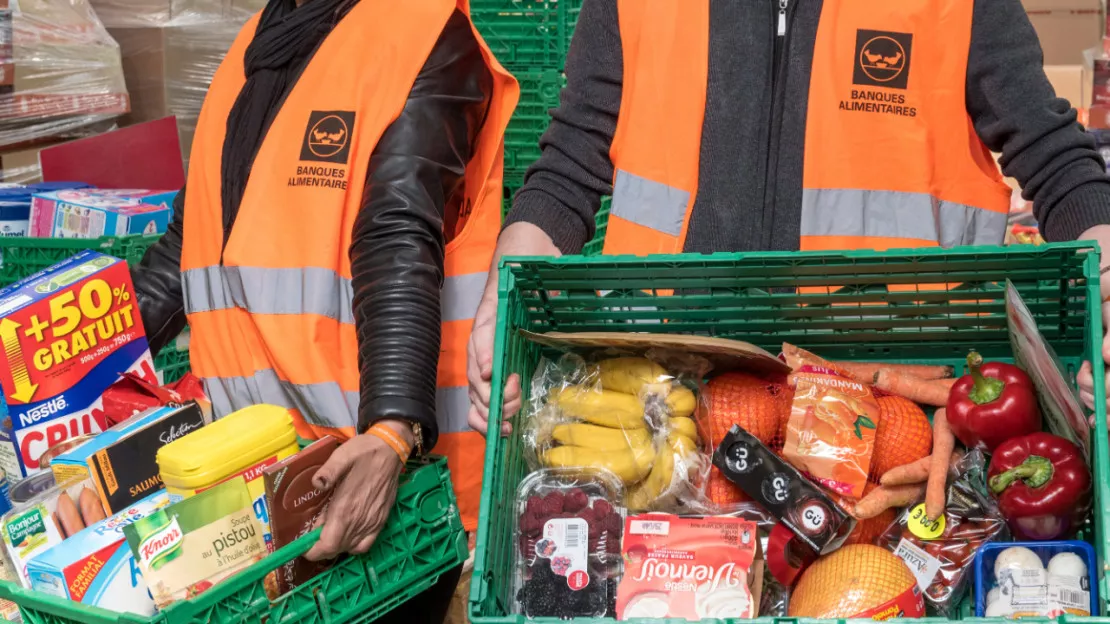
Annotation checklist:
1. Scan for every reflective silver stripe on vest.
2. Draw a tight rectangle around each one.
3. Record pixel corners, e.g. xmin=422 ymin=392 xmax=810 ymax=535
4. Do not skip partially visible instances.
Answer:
xmin=185 ymin=266 xmax=486 ymax=324
xmin=436 ymin=385 xmax=471 ymax=434
xmin=183 ymin=266 xmax=356 ymax=324
xmin=611 ymin=169 xmax=690 ymax=236
xmin=203 ymin=368 xmax=359 ymax=429
xmin=801 ymin=189 xmax=1008 ymax=247
xmin=442 ymin=271 xmax=486 ymax=323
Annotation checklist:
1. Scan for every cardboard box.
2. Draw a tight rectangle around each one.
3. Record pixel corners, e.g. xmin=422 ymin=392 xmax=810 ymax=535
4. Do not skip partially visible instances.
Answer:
xmin=29 ymin=188 xmax=176 ymax=237
xmin=111 ymin=22 xmax=242 ymax=165
xmin=1045 ymin=65 xmax=1091 ymax=109
xmin=1023 ymin=0 xmax=1103 ymax=65
xmin=0 ymin=251 xmax=153 ymax=479
xmin=26 ymin=491 xmax=170 ymax=615
xmin=50 ymin=403 xmax=207 ymax=513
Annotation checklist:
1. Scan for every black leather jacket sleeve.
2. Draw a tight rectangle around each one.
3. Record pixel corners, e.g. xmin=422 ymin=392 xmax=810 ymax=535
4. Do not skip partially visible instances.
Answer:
xmin=351 ymin=9 xmax=492 ymax=450
xmin=133 ymin=189 xmax=187 ymax=357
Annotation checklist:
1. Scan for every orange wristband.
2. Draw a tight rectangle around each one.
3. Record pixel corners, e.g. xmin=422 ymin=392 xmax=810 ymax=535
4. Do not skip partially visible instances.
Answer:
xmin=367 ymin=423 xmax=412 ymax=463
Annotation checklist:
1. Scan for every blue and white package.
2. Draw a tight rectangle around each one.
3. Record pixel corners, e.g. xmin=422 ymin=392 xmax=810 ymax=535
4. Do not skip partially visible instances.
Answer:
xmin=26 ymin=491 xmax=170 ymax=615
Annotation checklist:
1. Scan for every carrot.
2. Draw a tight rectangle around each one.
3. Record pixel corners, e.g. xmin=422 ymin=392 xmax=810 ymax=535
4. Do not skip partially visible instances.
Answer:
xmin=834 ymin=362 xmax=953 ymax=383
xmin=880 ymin=456 xmax=932 ymax=486
xmin=927 ymin=408 xmax=955 ymax=521
xmin=854 ymin=483 xmax=927 ymax=519
xmin=873 ymin=369 xmax=953 ymax=407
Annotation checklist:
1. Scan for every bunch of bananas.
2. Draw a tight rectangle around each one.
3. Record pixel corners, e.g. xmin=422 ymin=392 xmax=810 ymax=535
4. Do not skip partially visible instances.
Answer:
xmin=539 ymin=357 xmax=703 ymax=511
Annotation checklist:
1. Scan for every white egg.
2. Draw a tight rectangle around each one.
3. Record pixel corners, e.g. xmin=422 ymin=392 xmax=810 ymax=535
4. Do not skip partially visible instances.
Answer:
xmin=1047 ymin=552 xmax=1087 ymax=578
xmin=995 ymin=546 xmax=1044 ymax=583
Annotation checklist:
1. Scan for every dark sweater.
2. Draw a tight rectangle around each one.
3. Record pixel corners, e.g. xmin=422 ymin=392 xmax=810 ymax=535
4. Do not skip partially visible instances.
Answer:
xmin=505 ymin=0 xmax=1110 ymax=253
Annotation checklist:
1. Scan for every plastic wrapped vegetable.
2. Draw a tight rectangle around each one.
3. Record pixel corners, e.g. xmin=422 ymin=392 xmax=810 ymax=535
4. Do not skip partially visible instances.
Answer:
xmin=878 ymin=450 xmax=1008 ymax=617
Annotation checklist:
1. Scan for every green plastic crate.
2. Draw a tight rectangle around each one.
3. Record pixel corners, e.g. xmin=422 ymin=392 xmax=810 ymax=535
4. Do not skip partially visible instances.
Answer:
xmin=502 ymin=179 xmax=523 ymax=220
xmin=0 ymin=455 xmax=467 ymax=624
xmin=0 ymin=235 xmax=163 ymax=288
xmin=154 ymin=332 xmax=191 ymax=384
xmin=472 ymin=0 xmax=582 ymax=69
xmin=505 ymin=70 xmax=564 ymax=173
xmin=469 ymin=243 xmax=1110 ymax=622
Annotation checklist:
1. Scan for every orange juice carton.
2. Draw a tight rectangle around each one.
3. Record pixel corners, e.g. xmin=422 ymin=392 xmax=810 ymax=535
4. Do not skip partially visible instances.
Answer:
xmin=0 ymin=250 xmax=154 ymax=478
xmin=24 ymin=491 xmax=170 ymax=615
xmin=617 ymin=514 xmax=763 ymax=620
xmin=29 ymin=189 xmax=176 ymax=238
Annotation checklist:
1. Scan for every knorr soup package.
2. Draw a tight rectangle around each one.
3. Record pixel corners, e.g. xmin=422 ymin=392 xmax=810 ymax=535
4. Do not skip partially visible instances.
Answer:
xmin=122 ymin=476 xmax=266 ymax=607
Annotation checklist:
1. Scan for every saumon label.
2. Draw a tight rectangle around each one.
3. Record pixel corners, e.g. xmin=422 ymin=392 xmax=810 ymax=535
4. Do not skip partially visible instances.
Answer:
xmin=138 ymin=517 xmax=183 ymax=571
xmin=631 ymin=559 xmax=743 ymax=593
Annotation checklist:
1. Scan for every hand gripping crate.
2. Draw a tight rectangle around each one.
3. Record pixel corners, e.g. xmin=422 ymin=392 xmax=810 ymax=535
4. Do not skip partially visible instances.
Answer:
xmin=468 ymin=243 xmax=1110 ymax=622
xmin=0 ymin=456 xmax=467 ymax=624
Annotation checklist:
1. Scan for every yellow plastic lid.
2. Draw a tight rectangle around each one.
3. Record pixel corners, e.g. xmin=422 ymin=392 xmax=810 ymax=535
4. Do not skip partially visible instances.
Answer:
xmin=157 ymin=404 xmax=298 ymax=490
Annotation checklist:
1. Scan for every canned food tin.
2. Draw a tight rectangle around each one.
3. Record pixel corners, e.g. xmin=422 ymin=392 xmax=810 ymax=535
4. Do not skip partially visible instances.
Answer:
xmin=38 ymin=434 xmax=95 ymax=470
xmin=8 ymin=470 xmax=54 ymax=505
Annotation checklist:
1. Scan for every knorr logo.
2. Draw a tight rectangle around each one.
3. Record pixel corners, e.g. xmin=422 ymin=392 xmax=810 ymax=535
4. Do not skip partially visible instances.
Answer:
xmin=138 ymin=517 xmax=183 ymax=571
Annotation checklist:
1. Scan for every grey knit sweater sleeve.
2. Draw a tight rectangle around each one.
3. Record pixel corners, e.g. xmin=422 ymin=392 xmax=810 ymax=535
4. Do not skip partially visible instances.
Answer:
xmin=967 ymin=0 xmax=1110 ymax=242
xmin=501 ymin=0 xmax=620 ymax=254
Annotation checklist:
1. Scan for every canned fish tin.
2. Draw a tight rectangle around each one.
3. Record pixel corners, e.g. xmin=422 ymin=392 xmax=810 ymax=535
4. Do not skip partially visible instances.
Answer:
xmin=39 ymin=434 xmax=95 ymax=470
xmin=8 ymin=470 xmax=54 ymax=505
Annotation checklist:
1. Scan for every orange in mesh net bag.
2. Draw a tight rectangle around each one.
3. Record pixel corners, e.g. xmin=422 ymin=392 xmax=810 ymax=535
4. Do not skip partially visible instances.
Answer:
xmin=869 ymin=395 xmax=932 ymax=483
xmin=703 ymin=372 xmax=792 ymax=507
xmin=789 ymin=545 xmax=924 ymax=619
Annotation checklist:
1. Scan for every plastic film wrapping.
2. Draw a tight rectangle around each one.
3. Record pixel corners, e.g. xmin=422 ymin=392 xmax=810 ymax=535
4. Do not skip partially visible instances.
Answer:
xmin=111 ymin=16 xmax=245 ymax=166
xmin=0 ymin=0 xmax=129 ymax=151
xmin=524 ymin=352 xmax=714 ymax=516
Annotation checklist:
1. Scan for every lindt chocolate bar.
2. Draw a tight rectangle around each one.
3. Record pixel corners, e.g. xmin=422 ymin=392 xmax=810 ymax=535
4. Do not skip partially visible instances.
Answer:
xmin=263 ymin=436 xmax=339 ymax=595
xmin=713 ymin=425 xmax=854 ymax=554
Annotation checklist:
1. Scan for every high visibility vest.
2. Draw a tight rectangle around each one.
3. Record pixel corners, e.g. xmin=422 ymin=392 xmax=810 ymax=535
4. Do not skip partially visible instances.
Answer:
xmin=180 ymin=0 xmax=518 ymax=531
xmin=602 ymin=0 xmax=1011 ymax=257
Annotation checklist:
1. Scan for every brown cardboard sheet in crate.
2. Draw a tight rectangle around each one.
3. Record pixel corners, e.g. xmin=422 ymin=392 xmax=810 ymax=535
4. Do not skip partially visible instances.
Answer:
xmin=519 ymin=331 xmax=789 ymax=376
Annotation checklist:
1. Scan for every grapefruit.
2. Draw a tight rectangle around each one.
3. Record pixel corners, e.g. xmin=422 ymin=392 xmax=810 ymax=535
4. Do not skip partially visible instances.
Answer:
xmin=789 ymin=545 xmax=923 ymax=619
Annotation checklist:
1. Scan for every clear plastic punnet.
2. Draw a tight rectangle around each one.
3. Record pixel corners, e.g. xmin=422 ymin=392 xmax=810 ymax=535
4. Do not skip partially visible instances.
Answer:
xmin=513 ymin=468 xmax=624 ymax=619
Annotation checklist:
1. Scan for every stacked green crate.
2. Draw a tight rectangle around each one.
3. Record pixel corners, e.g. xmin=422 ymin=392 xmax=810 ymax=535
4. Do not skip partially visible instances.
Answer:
xmin=472 ymin=1 xmax=581 ymax=218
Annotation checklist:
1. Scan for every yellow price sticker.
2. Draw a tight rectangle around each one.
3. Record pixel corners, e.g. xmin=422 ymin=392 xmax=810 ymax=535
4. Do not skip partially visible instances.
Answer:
xmin=906 ymin=503 xmax=945 ymax=540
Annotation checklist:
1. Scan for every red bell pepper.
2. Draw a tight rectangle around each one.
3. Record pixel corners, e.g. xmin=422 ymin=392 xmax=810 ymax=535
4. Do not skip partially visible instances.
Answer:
xmin=946 ymin=351 xmax=1041 ymax=451
xmin=988 ymin=432 xmax=1091 ymax=541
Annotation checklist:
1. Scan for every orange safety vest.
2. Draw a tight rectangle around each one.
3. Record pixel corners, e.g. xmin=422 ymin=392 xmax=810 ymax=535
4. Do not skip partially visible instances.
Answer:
xmin=602 ymin=0 xmax=1011 ymax=257
xmin=180 ymin=0 xmax=518 ymax=532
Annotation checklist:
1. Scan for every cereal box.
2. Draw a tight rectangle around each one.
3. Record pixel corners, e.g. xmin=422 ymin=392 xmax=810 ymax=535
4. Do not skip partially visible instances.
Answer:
xmin=0 ymin=251 xmax=154 ymax=479
xmin=26 ymin=491 xmax=170 ymax=615
xmin=28 ymin=189 xmax=176 ymax=238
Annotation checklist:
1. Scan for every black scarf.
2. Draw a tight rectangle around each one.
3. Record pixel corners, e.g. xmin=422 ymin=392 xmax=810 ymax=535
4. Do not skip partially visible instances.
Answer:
xmin=219 ymin=0 xmax=353 ymax=250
